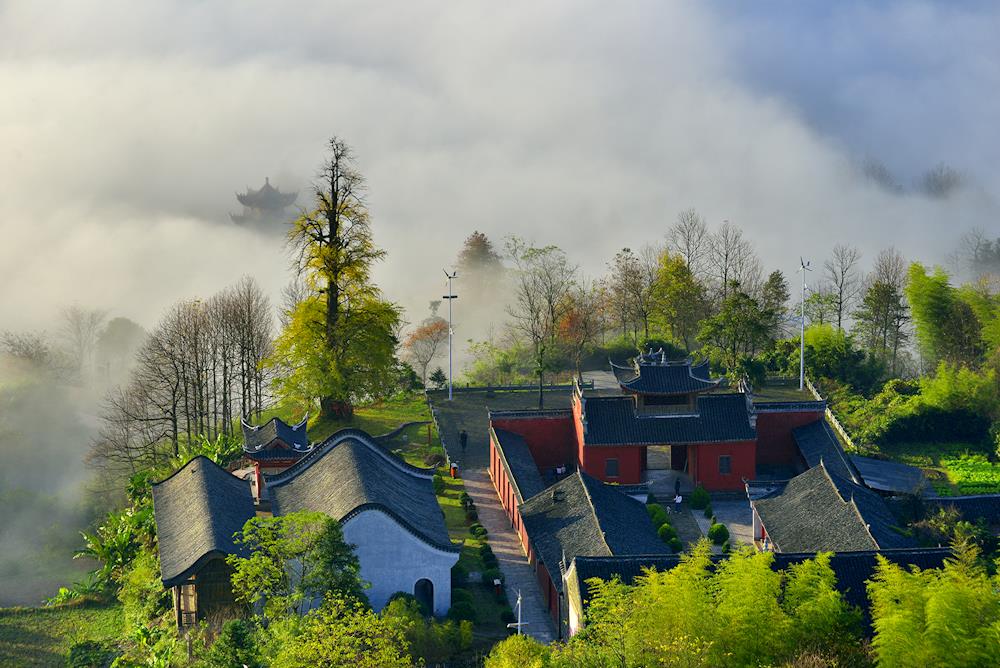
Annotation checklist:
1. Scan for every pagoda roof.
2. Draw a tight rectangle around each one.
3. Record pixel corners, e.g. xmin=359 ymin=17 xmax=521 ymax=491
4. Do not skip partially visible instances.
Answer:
xmin=236 ymin=177 xmax=297 ymax=211
xmin=612 ymin=351 xmax=720 ymax=395
xmin=241 ymin=416 xmax=312 ymax=460
xmin=580 ymin=393 xmax=755 ymax=446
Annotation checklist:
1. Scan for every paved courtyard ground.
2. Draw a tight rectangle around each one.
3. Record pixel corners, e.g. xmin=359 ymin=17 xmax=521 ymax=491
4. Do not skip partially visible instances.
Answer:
xmin=463 ymin=469 xmax=557 ymax=643
xmin=428 ymin=388 xmax=573 ymax=468
xmin=708 ymin=497 xmax=754 ymax=547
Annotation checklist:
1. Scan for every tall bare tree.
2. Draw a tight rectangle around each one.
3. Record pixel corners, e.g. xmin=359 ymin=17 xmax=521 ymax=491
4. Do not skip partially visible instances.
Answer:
xmin=667 ymin=208 xmax=710 ymax=278
xmin=506 ymin=238 xmax=576 ymax=408
xmin=823 ymin=244 xmax=862 ymax=330
xmin=559 ymin=281 xmax=605 ymax=383
xmin=709 ymin=221 xmax=761 ymax=302
xmin=853 ymin=248 xmax=910 ymax=376
xmin=59 ymin=306 xmax=108 ymax=381
xmin=287 ymin=137 xmax=387 ymax=418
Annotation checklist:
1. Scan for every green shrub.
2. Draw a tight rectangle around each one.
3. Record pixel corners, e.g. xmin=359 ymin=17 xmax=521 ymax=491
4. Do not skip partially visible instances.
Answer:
xmin=465 ymin=508 xmax=479 ymax=523
xmin=668 ymin=537 xmax=683 ymax=553
xmin=703 ymin=504 xmax=713 ymax=519
xmin=708 ymin=523 xmax=729 ymax=545
xmin=460 ymin=491 xmax=474 ymax=509
xmin=470 ymin=523 xmax=488 ymax=540
xmin=483 ymin=567 xmax=504 ymax=586
xmin=646 ymin=492 xmax=659 ymax=506
xmin=448 ymin=600 xmax=477 ymax=623
xmin=657 ymin=523 xmax=677 ymax=543
xmin=721 ymin=539 xmax=731 ymax=553
xmin=451 ymin=562 xmax=469 ymax=588
xmin=425 ymin=452 xmax=447 ymax=467
xmin=479 ymin=543 xmax=495 ymax=561
xmin=202 ymin=619 xmax=263 ymax=668
xmin=433 ymin=475 xmax=446 ymax=495
xmin=689 ymin=485 xmax=710 ymax=510
xmin=66 ymin=640 xmax=118 ymax=668
xmin=647 ymin=503 xmax=668 ymax=528
xmin=452 ymin=588 xmax=474 ymax=607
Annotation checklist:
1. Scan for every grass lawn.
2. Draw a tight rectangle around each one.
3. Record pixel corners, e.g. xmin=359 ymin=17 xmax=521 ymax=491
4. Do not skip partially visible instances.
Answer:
xmin=882 ymin=442 xmax=1000 ymax=496
xmin=438 ymin=476 xmax=510 ymax=649
xmin=0 ymin=599 xmax=123 ymax=667
xmin=749 ymin=377 xmax=817 ymax=403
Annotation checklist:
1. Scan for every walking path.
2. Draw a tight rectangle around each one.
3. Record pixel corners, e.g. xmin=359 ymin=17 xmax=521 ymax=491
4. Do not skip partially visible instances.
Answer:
xmin=646 ymin=471 xmax=704 ymax=546
xmin=463 ymin=469 xmax=557 ymax=643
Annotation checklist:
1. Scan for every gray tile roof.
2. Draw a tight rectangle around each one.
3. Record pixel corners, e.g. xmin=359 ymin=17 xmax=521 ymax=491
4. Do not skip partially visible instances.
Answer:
xmin=519 ymin=470 xmax=669 ymax=591
xmin=581 ymin=393 xmax=756 ymax=446
xmin=851 ymin=455 xmax=929 ymax=495
xmin=926 ymin=495 xmax=1000 ymax=526
xmin=792 ymin=419 xmax=861 ymax=484
xmin=266 ymin=429 xmax=459 ymax=553
xmin=566 ymin=547 xmax=950 ymax=629
xmin=752 ymin=462 xmax=913 ymax=553
xmin=491 ymin=427 xmax=547 ymax=502
xmin=612 ymin=356 xmax=720 ymax=395
xmin=151 ymin=456 xmax=256 ymax=587
xmin=242 ymin=416 xmax=312 ymax=459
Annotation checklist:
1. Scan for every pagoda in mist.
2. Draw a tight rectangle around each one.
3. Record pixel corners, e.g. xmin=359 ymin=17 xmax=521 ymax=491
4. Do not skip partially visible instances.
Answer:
xmin=230 ymin=177 xmax=297 ymax=226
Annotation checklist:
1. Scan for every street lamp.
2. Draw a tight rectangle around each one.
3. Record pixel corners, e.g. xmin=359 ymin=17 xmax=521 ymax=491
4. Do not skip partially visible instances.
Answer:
xmin=443 ymin=269 xmax=458 ymax=401
xmin=798 ymin=258 xmax=812 ymax=391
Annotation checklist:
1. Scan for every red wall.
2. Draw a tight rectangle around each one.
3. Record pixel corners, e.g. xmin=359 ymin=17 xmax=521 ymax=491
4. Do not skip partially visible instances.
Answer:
xmin=488 ymin=432 xmax=533 ymax=557
xmin=579 ymin=444 xmax=644 ymax=484
xmin=491 ymin=415 xmax=576 ymax=471
xmin=689 ymin=440 xmax=756 ymax=491
xmin=754 ymin=410 xmax=824 ymax=468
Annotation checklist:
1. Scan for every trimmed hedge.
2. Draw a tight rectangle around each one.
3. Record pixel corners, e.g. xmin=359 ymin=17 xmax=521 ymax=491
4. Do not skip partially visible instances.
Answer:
xmin=448 ymin=601 xmax=477 ymax=623
xmin=451 ymin=562 xmax=469 ymax=587
xmin=432 ymin=474 xmax=446 ymax=495
xmin=668 ymin=537 xmax=683 ymax=553
xmin=647 ymin=503 xmax=668 ymax=528
xmin=689 ymin=485 xmax=710 ymax=510
xmin=703 ymin=504 xmax=713 ymax=519
xmin=708 ymin=523 xmax=729 ymax=545
xmin=657 ymin=523 xmax=678 ymax=543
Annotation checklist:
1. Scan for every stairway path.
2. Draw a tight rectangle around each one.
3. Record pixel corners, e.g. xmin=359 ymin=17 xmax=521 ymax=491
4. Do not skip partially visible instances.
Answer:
xmin=463 ymin=469 xmax=557 ymax=644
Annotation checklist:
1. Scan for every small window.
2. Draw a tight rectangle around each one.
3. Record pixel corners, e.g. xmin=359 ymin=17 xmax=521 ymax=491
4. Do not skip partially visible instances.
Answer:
xmin=719 ymin=455 xmax=732 ymax=475
xmin=605 ymin=458 xmax=620 ymax=477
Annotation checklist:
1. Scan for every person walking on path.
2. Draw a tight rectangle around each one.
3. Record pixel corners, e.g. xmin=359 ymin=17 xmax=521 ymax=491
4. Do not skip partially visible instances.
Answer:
xmin=674 ymin=476 xmax=681 ymax=497
xmin=674 ymin=493 xmax=682 ymax=514
xmin=459 ymin=429 xmax=468 ymax=454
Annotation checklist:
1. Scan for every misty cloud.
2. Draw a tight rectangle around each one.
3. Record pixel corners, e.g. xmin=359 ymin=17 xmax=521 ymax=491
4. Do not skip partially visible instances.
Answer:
xmin=1 ymin=0 xmax=998 ymax=338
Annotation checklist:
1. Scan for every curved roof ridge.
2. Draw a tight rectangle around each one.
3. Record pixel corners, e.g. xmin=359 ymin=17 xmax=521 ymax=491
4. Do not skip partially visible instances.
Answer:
xmin=152 ymin=454 xmax=221 ymax=487
xmin=268 ymin=428 xmax=433 ymax=486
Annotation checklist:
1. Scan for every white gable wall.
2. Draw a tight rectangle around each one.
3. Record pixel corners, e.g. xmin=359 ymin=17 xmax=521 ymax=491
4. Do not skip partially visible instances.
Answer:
xmin=342 ymin=508 xmax=459 ymax=616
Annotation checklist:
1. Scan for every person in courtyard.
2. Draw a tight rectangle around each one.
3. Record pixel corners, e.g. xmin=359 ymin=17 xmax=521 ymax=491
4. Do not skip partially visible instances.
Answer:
xmin=674 ymin=493 xmax=682 ymax=513
xmin=674 ymin=477 xmax=681 ymax=497
xmin=459 ymin=429 xmax=468 ymax=454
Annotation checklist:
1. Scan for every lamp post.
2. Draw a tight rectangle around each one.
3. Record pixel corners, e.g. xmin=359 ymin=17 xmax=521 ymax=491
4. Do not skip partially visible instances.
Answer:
xmin=506 ymin=589 xmax=527 ymax=635
xmin=443 ymin=270 xmax=458 ymax=401
xmin=798 ymin=258 xmax=812 ymax=391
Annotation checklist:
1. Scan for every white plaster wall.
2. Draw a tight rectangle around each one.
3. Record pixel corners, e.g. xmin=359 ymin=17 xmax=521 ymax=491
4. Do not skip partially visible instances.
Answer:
xmin=343 ymin=509 xmax=459 ymax=617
